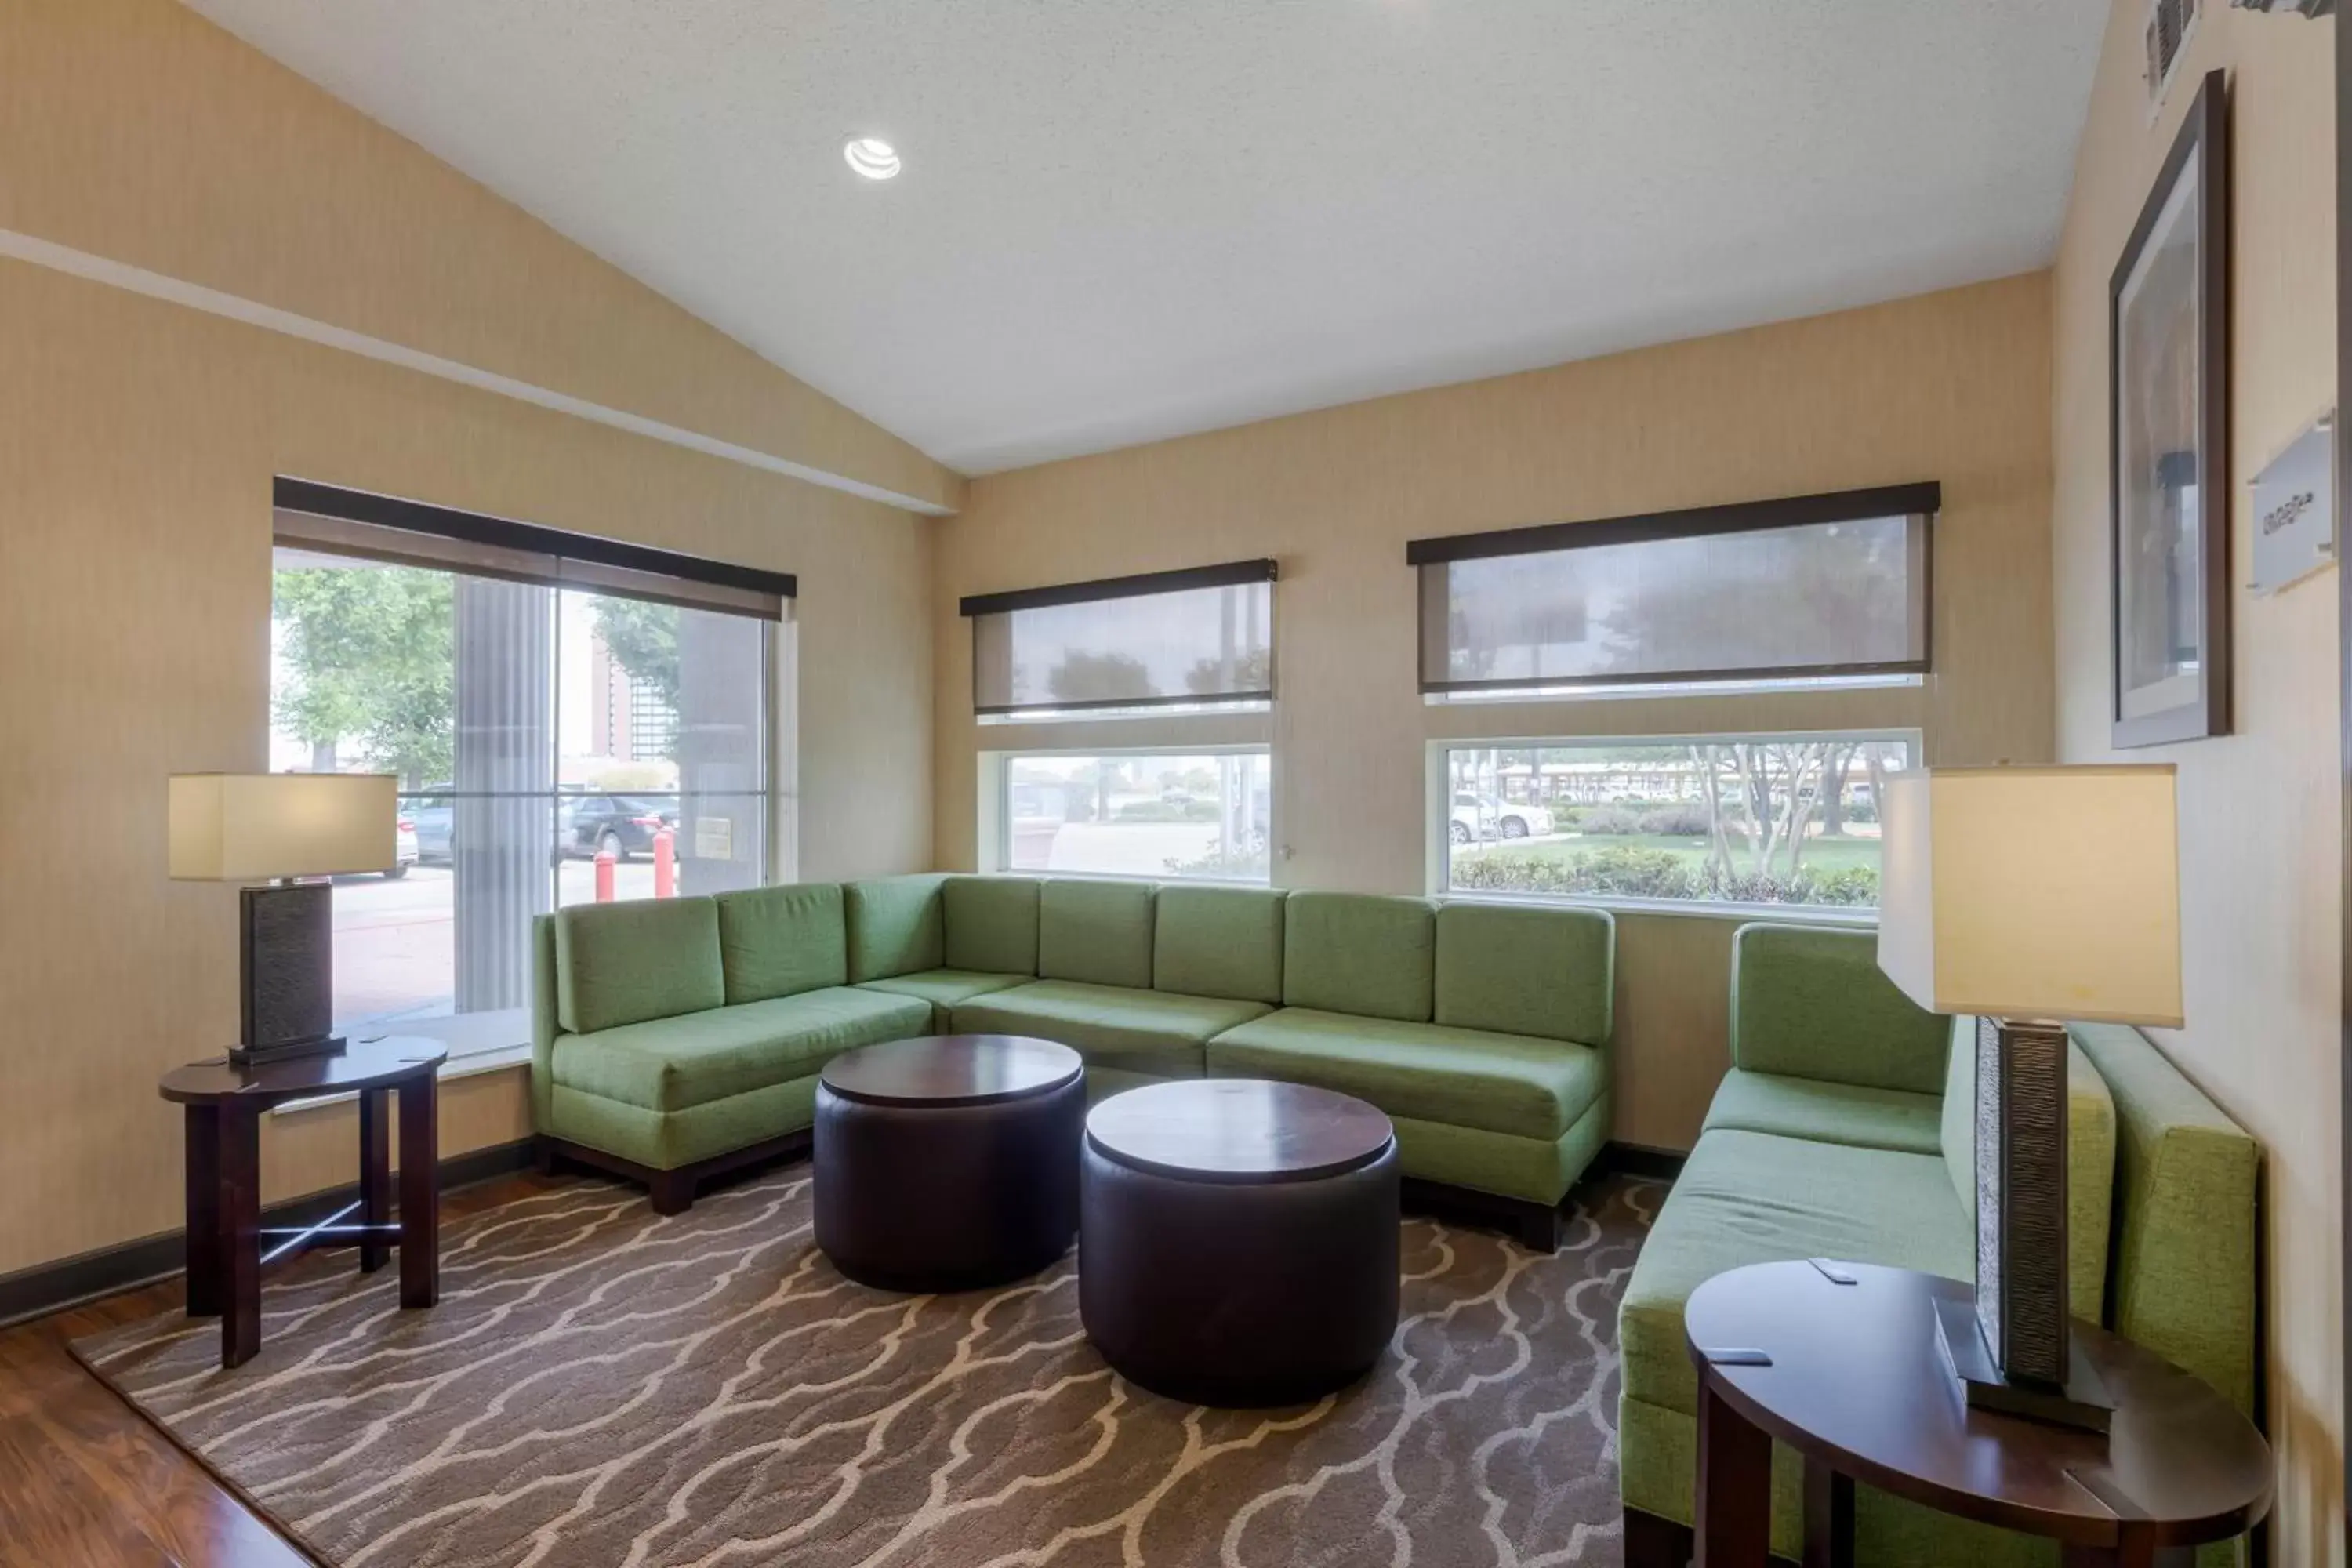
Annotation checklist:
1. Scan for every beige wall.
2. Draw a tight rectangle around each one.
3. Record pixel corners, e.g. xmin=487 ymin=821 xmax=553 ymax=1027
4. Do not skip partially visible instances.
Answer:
xmin=0 ymin=7 xmax=938 ymax=1276
xmin=2050 ymin=5 xmax=2340 ymax=1560
xmin=0 ymin=0 xmax=961 ymax=517
xmin=936 ymin=274 xmax=2057 ymax=1152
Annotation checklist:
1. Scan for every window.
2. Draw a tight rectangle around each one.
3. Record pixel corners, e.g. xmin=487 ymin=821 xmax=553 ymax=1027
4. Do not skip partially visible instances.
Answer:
xmin=269 ymin=480 xmax=787 ymax=1058
xmin=1410 ymin=485 xmax=1936 ymax=700
xmin=964 ymin=560 xmax=1275 ymax=720
xmin=995 ymin=750 xmax=1271 ymax=883
xmin=1435 ymin=734 xmax=1918 ymax=913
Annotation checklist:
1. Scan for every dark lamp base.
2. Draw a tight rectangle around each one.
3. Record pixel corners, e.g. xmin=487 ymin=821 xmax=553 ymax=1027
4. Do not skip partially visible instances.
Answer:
xmin=228 ymin=1033 xmax=347 ymax=1069
xmin=1934 ymin=1295 xmax=2114 ymax=1432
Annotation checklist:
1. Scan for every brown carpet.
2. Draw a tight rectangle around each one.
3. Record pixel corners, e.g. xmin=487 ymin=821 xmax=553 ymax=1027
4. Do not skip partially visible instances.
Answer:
xmin=74 ymin=1167 xmax=1657 ymax=1568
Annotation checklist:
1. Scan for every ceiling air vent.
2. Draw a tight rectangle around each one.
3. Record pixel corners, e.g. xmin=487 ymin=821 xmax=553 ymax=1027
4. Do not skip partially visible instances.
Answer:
xmin=2144 ymin=0 xmax=2200 ymax=106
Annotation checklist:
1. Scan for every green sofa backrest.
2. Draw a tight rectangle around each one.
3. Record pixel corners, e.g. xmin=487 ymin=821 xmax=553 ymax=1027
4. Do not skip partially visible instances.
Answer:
xmin=2070 ymin=1022 xmax=2259 ymax=1414
xmin=843 ymin=873 xmax=947 ymax=982
xmin=1284 ymin=891 xmax=1436 ymax=1022
xmin=1434 ymin=902 xmax=1613 ymax=1045
xmin=553 ymin=896 xmax=726 ymax=1034
xmin=1037 ymin=879 xmax=1154 ymax=989
xmin=713 ymin=883 xmax=848 ymax=1004
xmin=1939 ymin=1018 xmax=2118 ymax=1323
xmin=1154 ymin=884 xmax=1287 ymax=1004
xmin=943 ymin=875 xmax=1040 ymax=975
xmin=1730 ymin=923 xmax=1947 ymax=1094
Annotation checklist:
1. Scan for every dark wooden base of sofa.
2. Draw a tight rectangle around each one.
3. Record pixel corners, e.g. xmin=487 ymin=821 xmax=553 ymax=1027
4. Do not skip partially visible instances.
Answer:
xmin=1399 ymin=1178 xmax=1563 ymax=1252
xmin=538 ymin=1131 xmax=813 ymax=1215
xmin=1622 ymin=1508 xmax=1693 ymax=1568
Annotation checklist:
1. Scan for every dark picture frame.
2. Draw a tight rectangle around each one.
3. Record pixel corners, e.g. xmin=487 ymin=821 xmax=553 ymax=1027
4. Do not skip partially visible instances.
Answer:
xmin=2109 ymin=69 xmax=2231 ymax=749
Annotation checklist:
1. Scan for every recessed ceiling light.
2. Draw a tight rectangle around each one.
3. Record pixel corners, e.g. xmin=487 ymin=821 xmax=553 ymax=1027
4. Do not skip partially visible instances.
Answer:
xmin=844 ymin=136 xmax=901 ymax=180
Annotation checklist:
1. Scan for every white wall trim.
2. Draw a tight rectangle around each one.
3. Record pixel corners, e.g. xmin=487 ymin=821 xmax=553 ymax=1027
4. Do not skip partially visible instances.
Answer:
xmin=0 ymin=227 xmax=956 ymax=518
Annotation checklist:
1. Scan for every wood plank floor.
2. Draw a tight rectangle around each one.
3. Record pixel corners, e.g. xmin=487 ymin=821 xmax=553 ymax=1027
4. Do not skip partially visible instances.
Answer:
xmin=0 ymin=1171 xmax=565 ymax=1568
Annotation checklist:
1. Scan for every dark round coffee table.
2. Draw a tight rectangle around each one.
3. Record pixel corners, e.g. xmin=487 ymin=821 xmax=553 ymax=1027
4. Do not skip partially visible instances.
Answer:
xmin=813 ymin=1034 xmax=1084 ymax=1292
xmin=1684 ymin=1261 xmax=2272 ymax=1566
xmin=1079 ymin=1078 xmax=1399 ymax=1407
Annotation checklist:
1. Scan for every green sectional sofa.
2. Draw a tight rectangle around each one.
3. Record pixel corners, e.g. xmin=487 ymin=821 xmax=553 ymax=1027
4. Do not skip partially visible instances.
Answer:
xmin=1618 ymin=924 xmax=2259 ymax=1568
xmin=533 ymin=873 xmax=1616 ymax=1238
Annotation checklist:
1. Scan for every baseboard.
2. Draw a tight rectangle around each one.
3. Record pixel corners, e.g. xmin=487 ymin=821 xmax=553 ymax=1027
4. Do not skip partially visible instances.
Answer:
xmin=1599 ymin=1141 xmax=1687 ymax=1181
xmin=0 ymin=1138 xmax=538 ymax=1330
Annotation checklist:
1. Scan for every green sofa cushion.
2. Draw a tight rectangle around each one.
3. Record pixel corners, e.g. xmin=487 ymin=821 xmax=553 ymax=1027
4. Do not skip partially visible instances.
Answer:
xmin=1433 ymin=902 xmax=1613 ymax=1044
xmin=1700 ymin=1068 xmax=1944 ymax=1156
xmin=1730 ymin=923 xmax=1947 ymax=1094
xmin=953 ymin=979 xmax=1265 ymax=1070
xmin=551 ymin=986 xmax=929 ymax=1113
xmin=1153 ymin=884 xmax=1287 ymax=1004
xmin=843 ymin=873 xmax=946 ymax=982
xmin=1207 ymin=1007 xmax=1603 ymax=1144
xmin=553 ymin=897 xmax=725 ymax=1035
xmin=1283 ymin=891 xmax=1435 ymax=1022
xmin=2069 ymin=1021 xmax=2256 ymax=1413
xmin=942 ymin=876 xmax=1040 ymax=977
xmin=855 ymin=968 xmax=1032 ymax=1031
xmin=1620 ymin=1129 xmax=1972 ymax=1417
xmin=1037 ymin=879 xmax=1154 ymax=989
xmin=1940 ymin=1020 xmax=2118 ymax=1323
xmin=713 ymin=883 xmax=848 ymax=1004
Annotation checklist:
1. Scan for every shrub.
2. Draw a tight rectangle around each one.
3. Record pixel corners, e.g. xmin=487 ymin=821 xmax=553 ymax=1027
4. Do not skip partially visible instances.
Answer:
xmin=1575 ymin=806 xmax=1642 ymax=836
xmin=1636 ymin=804 xmax=1711 ymax=837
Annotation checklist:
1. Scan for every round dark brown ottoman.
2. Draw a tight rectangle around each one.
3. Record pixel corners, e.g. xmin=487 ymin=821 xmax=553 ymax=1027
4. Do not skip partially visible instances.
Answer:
xmin=1079 ymin=1079 xmax=1400 ymax=1406
xmin=814 ymin=1034 xmax=1084 ymax=1292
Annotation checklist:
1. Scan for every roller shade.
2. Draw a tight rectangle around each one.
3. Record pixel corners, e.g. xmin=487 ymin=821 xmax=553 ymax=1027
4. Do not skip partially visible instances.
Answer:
xmin=1410 ymin=485 xmax=1936 ymax=695
xmin=961 ymin=560 xmax=1276 ymax=717
xmin=273 ymin=477 xmax=793 ymax=619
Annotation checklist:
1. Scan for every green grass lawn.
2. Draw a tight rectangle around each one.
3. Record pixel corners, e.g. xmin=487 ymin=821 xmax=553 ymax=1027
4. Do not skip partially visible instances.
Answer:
xmin=1457 ymin=831 xmax=1883 ymax=876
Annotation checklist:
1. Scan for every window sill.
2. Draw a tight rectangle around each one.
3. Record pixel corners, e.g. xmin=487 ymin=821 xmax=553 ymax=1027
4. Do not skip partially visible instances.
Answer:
xmin=269 ymin=1042 xmax=533 ymax=1119
xmin=1433 ymin=890 xmax=1878 ymax=928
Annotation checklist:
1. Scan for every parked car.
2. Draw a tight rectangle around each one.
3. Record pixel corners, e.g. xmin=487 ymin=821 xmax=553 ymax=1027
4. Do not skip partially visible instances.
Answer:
xmin=376 ymin=812 xmax=419 ymax=879
xmin=1448 ymin=793 xmax=1555 ymax=844
xmin=564 ymin=794 xmax=681 ymax=861
xmin=401 ymin=790 xmax=455 ymax=863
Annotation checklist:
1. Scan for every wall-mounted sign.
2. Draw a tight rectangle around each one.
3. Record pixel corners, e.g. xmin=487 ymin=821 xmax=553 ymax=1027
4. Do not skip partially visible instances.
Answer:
xmin=695 ymin=816 xmax=734 ymax=861
xmin=2248 ymin=411 xmax=2336 ymax=596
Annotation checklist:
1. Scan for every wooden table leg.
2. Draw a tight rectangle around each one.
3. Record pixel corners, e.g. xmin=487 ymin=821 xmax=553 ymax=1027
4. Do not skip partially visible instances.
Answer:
xmin=397 ymin=1071 xmax=438 ymax=1309
xmin=1802 ymin=1454 xmax=1853 ymax=1568
xmin=219 ymin=1100 xmax=262 ymax=1369
xmin=1696 ymin=1378 xmax=1772 ymax=1568
xmin=358 ymin=1087 xmax=390 ymax=1274
xmin=183 ymin=1105 xmax=223 ymax=1318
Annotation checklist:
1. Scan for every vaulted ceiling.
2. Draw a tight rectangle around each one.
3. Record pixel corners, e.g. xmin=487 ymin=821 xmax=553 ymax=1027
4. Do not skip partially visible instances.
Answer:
xmin=183 ymin=1 xmax=2104 ymax=474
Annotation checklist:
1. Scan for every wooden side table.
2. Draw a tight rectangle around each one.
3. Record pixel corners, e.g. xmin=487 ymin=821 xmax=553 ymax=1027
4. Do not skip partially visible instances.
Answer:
xmin=160 ymin=1037 xmax=447 ymax=1369
xmin=1685 ymin=1261 xmax=2270 ymax=1568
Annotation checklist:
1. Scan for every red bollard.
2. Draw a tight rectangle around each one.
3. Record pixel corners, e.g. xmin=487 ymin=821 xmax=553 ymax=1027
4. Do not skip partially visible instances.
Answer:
xmin=594 ymin=846 xmax=616 ymax=902
xmin=653 ymin=826 xmax=676 ymax=899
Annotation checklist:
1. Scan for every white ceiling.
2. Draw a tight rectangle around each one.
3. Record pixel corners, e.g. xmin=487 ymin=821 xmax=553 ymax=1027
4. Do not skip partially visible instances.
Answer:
xmin=182 ymin=1 xmax=2105 ymax=477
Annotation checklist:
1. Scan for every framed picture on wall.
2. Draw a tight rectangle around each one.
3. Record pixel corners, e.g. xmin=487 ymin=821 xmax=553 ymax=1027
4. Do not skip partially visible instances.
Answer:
xmin=2109 ymin=68 xmax=2230 ymax=749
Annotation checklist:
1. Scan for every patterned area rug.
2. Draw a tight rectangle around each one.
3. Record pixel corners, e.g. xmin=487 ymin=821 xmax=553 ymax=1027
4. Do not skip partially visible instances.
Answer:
xmin=74 ymin=1168 xmax=1657 ymax=1568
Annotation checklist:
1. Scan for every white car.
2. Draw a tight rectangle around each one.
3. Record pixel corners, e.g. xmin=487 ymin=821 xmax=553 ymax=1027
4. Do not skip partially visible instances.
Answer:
xmin=1448 ymin=793 xmax=1554 ymax=844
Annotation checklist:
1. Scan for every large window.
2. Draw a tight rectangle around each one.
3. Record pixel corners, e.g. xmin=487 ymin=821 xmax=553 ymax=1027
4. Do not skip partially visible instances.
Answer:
xmin=996 ymin=750 xmax=1271 ymax=883
xmin=1411 ymin=485 xmax=1936 ymax=700
xmin=964 ymin=560 xmax=1275 ymax=720
xmin=269 ymin=481 xmax=786 ymax=1056
xmin=1436 ymin=734 xmax=1917 ymax=913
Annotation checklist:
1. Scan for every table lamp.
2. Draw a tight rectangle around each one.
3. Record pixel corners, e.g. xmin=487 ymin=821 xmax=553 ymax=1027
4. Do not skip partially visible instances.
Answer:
xmin=169 ymin=772 xmax=397 ymax=1067
xmin=1875 ymin=763 xmax=2181 ymax=1432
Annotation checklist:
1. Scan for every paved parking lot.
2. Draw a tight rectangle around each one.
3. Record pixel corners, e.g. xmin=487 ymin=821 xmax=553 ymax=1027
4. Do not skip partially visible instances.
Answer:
xmin=330 ymin=859 xmax=655 ymax=1025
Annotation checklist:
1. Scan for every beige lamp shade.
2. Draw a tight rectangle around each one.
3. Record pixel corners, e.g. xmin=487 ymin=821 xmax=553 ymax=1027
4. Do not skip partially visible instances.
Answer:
xmin=169 ymin=772 xmax=398 ymax=880
xmin=1875 ymin=764 xmax=2183 ymax=1028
